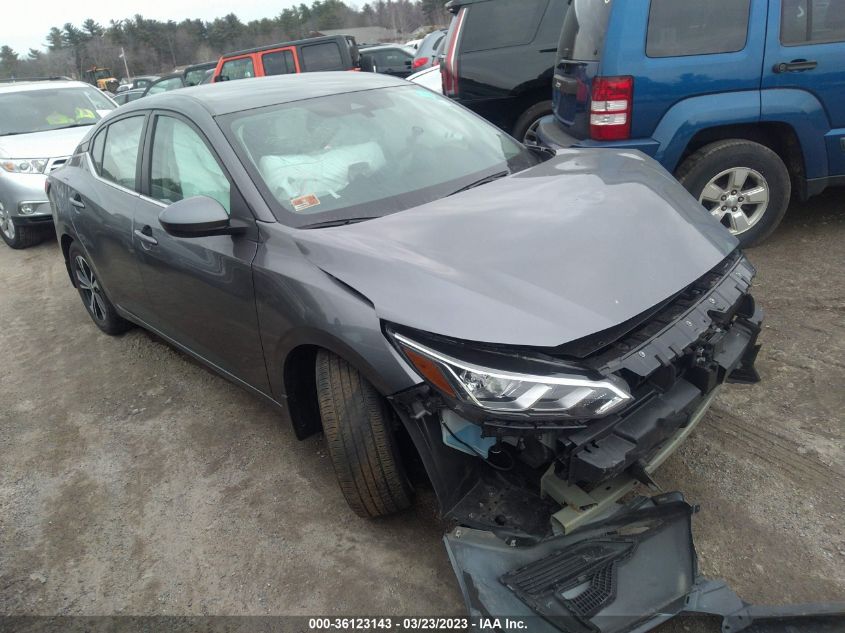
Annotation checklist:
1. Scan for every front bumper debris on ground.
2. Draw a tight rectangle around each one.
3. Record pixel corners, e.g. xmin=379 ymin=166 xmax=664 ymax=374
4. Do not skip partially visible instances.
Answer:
xmin=445 ymin=493 xmax=845 ymax=633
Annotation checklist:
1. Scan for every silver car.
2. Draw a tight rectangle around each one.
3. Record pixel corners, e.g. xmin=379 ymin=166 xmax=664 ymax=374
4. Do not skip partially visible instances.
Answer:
xmin=0 ymin=79 xmax=116 ymax=248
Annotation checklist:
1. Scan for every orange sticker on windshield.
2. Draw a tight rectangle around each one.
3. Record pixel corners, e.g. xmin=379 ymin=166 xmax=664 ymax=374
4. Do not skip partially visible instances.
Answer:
xmin=291 ymin=194 xmax=320 ymax=212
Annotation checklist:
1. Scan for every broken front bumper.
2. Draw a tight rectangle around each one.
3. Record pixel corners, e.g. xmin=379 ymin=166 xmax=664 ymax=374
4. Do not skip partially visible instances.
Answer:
xmin=393 ymin=253 xmax=763 ymax=539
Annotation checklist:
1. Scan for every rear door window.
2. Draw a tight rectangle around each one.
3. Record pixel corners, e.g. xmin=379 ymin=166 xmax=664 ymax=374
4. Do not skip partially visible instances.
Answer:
xmin=646 ymin=0 xmax=751 ymax=57
xmin=220 ymin=57 xmax=255 ymax=81
xmin=461 ymin=0 xmax=549 ymax=53
xmin=263 ymin=49 xmax=297 ymax=75
xmin=300 ymin=42 xmax=344 ymax=71
xmin=781 ymin=0 xmax=845 ymax=45
xmin=557 ymin=0 xmax=613 ymax=61
xmin=101 ymin=116 xmax=144 ymax=190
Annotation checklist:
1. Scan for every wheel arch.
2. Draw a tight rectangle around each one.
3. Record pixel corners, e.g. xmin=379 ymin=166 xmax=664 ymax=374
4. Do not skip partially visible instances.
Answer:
xmin=678 ymin=123 xmax=808 ymax=199
xmin=279 ymin=329 xmax=414 ymax=441
xmin=60 ymin=233 xmax=76 ymax=287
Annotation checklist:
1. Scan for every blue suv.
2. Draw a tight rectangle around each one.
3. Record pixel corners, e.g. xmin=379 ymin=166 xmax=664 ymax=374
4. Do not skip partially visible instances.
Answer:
xmin=537 ymin=0 xmax=845 ymax=246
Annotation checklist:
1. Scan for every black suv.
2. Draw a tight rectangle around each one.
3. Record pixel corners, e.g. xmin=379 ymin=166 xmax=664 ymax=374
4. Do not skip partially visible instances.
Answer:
xmin=442 ymin=0 xmax=566 ymax=142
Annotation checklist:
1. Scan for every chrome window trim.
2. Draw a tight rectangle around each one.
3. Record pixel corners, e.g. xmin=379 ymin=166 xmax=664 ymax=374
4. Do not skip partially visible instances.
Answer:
xmin=84 ymin=152 xmax=141 ymax=199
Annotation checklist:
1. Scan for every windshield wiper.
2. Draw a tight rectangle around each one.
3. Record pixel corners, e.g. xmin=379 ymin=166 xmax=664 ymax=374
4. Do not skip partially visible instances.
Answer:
xmin=300 ymin=217 xmax=377 ymax=229
xmin=448 ymin=170 xmax=509 ymax=197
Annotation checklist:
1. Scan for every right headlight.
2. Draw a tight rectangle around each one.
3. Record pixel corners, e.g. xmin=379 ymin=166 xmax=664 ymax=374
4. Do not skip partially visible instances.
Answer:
xmin=1 ymin=158 xmax=48 ymax=174
xmin=392 ymin=332 xmax=632 ymax=419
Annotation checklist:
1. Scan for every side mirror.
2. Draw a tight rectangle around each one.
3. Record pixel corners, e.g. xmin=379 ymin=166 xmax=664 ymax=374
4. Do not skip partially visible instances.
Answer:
xmin=158 ymin=196 xmax=247 ymax=238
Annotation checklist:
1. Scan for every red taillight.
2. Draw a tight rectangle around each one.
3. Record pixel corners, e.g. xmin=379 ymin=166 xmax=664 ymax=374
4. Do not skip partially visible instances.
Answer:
xmin=412 ymin=57 xmax=428 ymax=69
xmin=442 ymin=8 xmax=466 ymax=97
xmin=589 ymin=76 xmax=633 ymax=141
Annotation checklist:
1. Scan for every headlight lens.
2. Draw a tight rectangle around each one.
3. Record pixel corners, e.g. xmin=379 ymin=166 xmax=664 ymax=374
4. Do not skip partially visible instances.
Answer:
xmin=393 ymin=333 xmax=633 ymax=418
xmin=1 ymin=159 xmax=48 ymax=174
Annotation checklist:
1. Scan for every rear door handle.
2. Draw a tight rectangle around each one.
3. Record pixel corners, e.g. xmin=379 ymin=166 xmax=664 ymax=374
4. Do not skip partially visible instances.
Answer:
xmin=773 ymin=59 xmax=818 ymax=73
xmin=70 ymin=194 xmax=85 ymax=210
xmin=134 ymin=227 xmax=158 ymax=247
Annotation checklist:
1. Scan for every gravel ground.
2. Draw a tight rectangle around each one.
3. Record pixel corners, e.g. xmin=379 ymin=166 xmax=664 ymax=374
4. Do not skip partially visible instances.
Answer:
xmin=0 ymin=192 xmax=843 ymax=625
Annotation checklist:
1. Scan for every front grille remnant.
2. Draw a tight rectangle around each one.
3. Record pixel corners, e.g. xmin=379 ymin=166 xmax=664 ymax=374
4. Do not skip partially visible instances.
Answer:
xmin=501 ymin=539 xmax=636 ymax=618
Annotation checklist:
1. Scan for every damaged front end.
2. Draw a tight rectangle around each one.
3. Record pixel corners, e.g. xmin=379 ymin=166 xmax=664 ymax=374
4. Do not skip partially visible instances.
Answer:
xmin=388 ymin=250 xmax=762 ymax=539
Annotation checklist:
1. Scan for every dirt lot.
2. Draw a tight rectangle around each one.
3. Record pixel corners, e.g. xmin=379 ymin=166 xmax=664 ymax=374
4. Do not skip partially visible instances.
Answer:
xmin=1 ymin=192 xmax=843 ymax=623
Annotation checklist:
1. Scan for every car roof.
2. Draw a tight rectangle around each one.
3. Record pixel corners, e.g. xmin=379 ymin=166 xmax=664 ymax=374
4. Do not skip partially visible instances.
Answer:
xmin=185 ymin=61 xmax=217 ymax=71
xmin=360 ymin=44 xmax=408 ymax=51
xmin=0 ymin=80 xmax=92 ymax=94
xmin=118 ymin=72 xmax=409 ymax=117
xmin=221 ymin=35 xmax=351 ymax=60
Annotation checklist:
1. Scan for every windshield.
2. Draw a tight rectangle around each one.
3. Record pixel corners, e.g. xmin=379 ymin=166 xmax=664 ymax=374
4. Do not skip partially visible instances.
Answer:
xmin=0 ymin=87 xmax=115 ymax=136
xmin=222 ymin=85 xmax=538 ymax=228
xmin=557 ymin=0 xmax=613 ymax=62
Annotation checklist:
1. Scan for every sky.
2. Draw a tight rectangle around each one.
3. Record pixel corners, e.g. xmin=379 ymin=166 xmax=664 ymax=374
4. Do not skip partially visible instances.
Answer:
xmin=3 ymin=0 xmax=307 ymax=54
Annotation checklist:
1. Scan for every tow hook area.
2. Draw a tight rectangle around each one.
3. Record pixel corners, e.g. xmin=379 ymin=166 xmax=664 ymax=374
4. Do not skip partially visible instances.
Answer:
xmin=444 ymin=493 xmax=845 ymax=633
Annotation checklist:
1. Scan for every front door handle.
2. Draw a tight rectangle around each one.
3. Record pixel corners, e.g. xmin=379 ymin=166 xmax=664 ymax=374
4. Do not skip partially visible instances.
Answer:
xmin=70 ymin=194 xmax=85 ymax=210
xmin=773 ymin=59 xmax=818 ymax=73
xmin=134 ymin=227 xmax=158 ymax=247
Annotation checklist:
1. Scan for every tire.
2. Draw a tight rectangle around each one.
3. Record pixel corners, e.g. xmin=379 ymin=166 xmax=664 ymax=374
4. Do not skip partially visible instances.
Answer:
xmin=0 ymin=213 xmax=47 ymax=250
xmin=315 ymin=350 xmax=413 ymax=518
xmin=676 ymin=139 xmax=791 ymax=247
xmin=513 ymin=100 xmax=553 ymax=145
xmin=68 ymin=243 xmax=131 ymax=336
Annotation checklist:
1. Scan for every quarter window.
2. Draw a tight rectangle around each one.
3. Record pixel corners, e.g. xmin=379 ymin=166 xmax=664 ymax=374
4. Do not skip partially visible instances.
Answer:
xmin=300 ymin=42 xmax=344 ymax=71
xmin=90 ymin=129 xmax=106 ymax=174
xmin=646 ymin=0 xmax=751 ymax=57
xmin=220 ymin=57 xmax=255 ymax=81
xmin=150 ymin=116 xmax=230 ymax=213
xmin=781 ymin=0 xmax=845 ymax=45
xmin=461 ymin=0 xmax=549 ymax=53
xmin=100 ymin=116 xmax=144 ymax=189
xmin=263 ymin=50 xmax=296 ymax=75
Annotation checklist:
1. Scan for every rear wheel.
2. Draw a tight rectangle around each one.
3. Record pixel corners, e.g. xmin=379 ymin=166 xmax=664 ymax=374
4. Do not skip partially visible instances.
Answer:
xmin=315 ymin=350 xmax=413 ymax=518
xmin=677 ymin=139 xmax=791 ymax=247
xmin=0 ymin=207 xmax=45 ymax=249
xmin=68 ymin=243 xmax=131 ymax=335
xmin=513 ymin=100 xmax=553 ymax=145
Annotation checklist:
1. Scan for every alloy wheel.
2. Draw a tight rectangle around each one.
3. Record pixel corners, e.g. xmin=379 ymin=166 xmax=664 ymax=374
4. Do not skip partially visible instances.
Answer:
xmin=523 ymin=119 xmax=542 ymax=146
xmin=0 ymin=204 xmax=15 ymax=240
xmin=698 ymin=167 xmax=770 ymax=235
xmin=74 ymin=255 xmax=107 ymax=322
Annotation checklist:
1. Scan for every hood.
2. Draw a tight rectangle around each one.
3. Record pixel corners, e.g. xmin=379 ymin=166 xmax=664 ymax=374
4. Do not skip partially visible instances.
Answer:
xmin=295 ymin=149 xmax=738 ymax=348
xmin=0 ymin=125 xmax=93 ymax=159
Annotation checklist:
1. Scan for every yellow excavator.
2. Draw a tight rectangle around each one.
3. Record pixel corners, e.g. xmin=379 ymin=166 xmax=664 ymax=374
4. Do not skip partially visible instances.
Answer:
xmin=82 ymin=66 xmax=118 ymax=92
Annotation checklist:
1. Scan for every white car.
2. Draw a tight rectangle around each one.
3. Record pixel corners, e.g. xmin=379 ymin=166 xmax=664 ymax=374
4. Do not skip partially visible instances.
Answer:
xmin=407 ymin=65 xmax=442 ymax=94
xmin=0 ymin=80 xmax=116 ymax=248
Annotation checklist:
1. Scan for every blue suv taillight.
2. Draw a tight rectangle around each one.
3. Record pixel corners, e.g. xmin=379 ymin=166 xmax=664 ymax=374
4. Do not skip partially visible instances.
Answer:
xmin=590 ymin=76 xmax=634 ymax=141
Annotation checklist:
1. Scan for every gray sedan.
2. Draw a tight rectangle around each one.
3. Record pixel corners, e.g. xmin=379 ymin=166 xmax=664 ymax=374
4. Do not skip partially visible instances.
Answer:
xmin=47 ymin=73 xmax=762 ymax=539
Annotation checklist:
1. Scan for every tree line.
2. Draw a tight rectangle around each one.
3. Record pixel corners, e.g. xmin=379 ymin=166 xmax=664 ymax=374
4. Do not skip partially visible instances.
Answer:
xmin=0 ymin=0 xmax=449 ymax=80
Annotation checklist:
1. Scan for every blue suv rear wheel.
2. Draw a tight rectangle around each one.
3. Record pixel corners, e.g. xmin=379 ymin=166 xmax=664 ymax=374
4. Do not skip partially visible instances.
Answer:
xmin=677 ymin=139 xmax=791 ymax=247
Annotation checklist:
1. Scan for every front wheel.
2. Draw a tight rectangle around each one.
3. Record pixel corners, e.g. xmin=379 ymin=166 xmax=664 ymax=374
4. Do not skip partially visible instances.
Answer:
xmin=0 ymin=207 xmax=46 ymax=249
xmin=315 ymin=350 xmax=413 ymax=518
xmin=677 ymin=139 xmax=791 ymax=247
